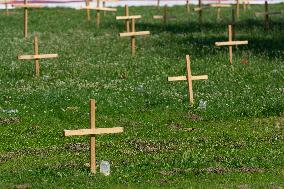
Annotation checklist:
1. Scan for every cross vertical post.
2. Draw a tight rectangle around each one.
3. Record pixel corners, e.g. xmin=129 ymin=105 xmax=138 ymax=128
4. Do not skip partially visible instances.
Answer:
xmin=90 ymin=99 xmax=96 ymax=174
xmin=236 ymin=0 xmax=240 ymax=19
xmin=163 ymin=5 xmax=168 ymax=24
xmin=185 ymin=55 xmax=194 ymax=104
xmin=24 ymin=0 xmax=28 ymax=38
xmin=96 ymin=0 xmax=100 ymax=27
xmin=198 ymin=0 xmax=202 ymax=24
xmin=103 ymin=1 xmax=106 ymax=15
xmin=228 ymin=25 xmax=233 ymax=64
xmin=217 ymin=0 xmax=221 ymax=19
xmin=264 ymin=1 xmax=269 ymax=31
xmin=243 ymin=0 xmax=247 ymax=11
xmin=231 ymin=9 xmax=236 ymax=40
xmin=125 ymin=5 xmax=130 ymax=32
xmin=34 ymin=35 xmax=40 ymax=76
xmin=131 ymin=18 xmax=136 ymax=56
xmin=157 ymin=0 xmax=160 ymax=9
xmin=186 ymin=0 xmax=190 ymax=13
xmin=5 ymin=0 xmax=8 ymax=15
xmin=86 ymin=0 xmax=91 ymax=21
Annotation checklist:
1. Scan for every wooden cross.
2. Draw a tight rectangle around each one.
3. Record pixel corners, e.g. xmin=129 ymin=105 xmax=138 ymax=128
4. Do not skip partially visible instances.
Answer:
xmin=18 ymin=35 xmax=58 ymax=76
xmin=168 ymin=55 xmax=208 ymax=104
xmin=95 ymin=0 xmax=116 ymax=27
xmin=186 ymin=0 xmax=190 ymax=13
xmin=64 ymin=99 xmax=123 ymax=174
xmin=236 ymin=0 xmax=240 ymax=19
xmin=117 ymin=16 xmax=150 ymax=56
xmin=215 ymin=25 xmax=248 ymax=64
xmin=153 ymin=5 xmax=176 ymax=24
xmin=13 ymin=0 xmax=42 ymax=38
xmin=79 ymin=0 xmax=117 ymax=27
xmin=101 ymin=0 xmax=118 ymax=15
xmin=255 ymin=1 xmax=281 ymax=31
xmin=115 ymin=5 xmax=130 ymax=32
xmin=194 ymin=3 xmax=231 ymax=21
xmin=209 ymin=3 xmax=231 ymax=20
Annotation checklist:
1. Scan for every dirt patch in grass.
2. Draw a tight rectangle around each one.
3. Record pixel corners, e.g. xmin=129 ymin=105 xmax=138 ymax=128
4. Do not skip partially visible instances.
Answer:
xmin=0 ymin=117 xmax=20 ymax=125
xmin=0 ymin=142 xmax=88 ymax=163
xmin=159 ymin=166 xmax=265 ymax=176
xmin=15 ymin=183 xmax=30 ymax=189
xmin=129 ymin=139 xmax=178 ymax=153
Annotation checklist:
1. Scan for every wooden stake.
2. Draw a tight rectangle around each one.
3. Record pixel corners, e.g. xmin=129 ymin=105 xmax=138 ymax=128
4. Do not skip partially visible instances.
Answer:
xmin=215 ymin=25 xmax=248 ymax=64
xmin=103 ymin=1 xmax=106 ymax=15
xmin=228 ymin=25 xmax=233 ymax=64
xmin=217 ymin=0 xmax=221 ymax=20
xmin=96 ymin=0 xmax=100 ymax=27
xmin=90 ymin=99 xmax=96 ymax=174
xmin=157 ymin=0 xmax=160 ymax=9
xmin=64 ymin=99 xmax=124 ymax=174
xmin=186 ymin=0 xmax=190 ymax=13
xmin=243 ymin=0 xmax=246 ymax=11
xmin=86 ymin=0 xmax=91 ymax=21
xmin=264 ymin=1 xmax=269 ymax=31
xmin=168 ymin=55 xmax=208 ymax=104
xmin=163 ymin=5 xmax=168 ymax=24
xmin=125 ymin=5 xmax=130 ymax=32
xmin=5 ymin=0 xmax=8 ymax=15
xmin=198 ymin=0 xmax=202 ymax=24
xmin=24 ymin=0 xmax=28 ymax=38
xmin=18 ymin=35 xmax=58 ymax=76
xmin=236 ymin=0 xmax=240 ymax=19
xmin=131 ymin=18 xmax=135 ymax=56
xmin=232 ymin=9 xmax=236 ymax=40
xmin=34 ymin=35 xmax=40 ymax=76
xmin=186 ymin=55 xmax=194 ymax=104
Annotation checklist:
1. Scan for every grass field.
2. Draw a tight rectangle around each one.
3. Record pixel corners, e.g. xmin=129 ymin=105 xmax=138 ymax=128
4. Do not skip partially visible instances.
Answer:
xmin=0 ymin=4 xmax=284 ymax=188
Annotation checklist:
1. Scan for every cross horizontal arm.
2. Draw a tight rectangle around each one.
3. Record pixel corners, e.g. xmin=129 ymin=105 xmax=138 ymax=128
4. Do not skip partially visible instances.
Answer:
xmin=119 ymin=31 xmax=150 ymax=37
xmin=18 ymin=54 xmax=58 ymax=60
xmin=116 ymin=15 xmax=141 ymax=20
xmin=194 ymin=7 xmax=203 ymax=11
xmin=153 ymin=15 xmax=163 ymax=19
xmin=192 ymin=75 xmax=208 ymax=80
xmin=168 ymin=76 xmax=186 ymax=81
xmin=168 ymin=75 xmax=208 ymax=81
xmin=93 ymin=7 xmax=117 ymax=11
xmin=215 ymin=41 xmax=248 ymax=46
xmin=78 ymin=6 xmax=117 ymax=11
xmin=209 ymin=4 xmax=231 ymax=7
xmin=13 ymin=4 xmax=43 ymax=8
xmin=64 ymin=127 xmax=124 ymax=136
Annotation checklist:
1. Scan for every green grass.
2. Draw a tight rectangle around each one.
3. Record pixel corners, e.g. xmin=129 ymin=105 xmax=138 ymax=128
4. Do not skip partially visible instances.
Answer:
xmin=0 ymin=4 xmax=284 ymax=188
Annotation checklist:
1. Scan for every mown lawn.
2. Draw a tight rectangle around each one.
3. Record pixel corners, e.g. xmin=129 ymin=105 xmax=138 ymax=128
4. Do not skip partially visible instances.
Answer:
xmin=0 ymin=4 xmax=283 ymax=188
